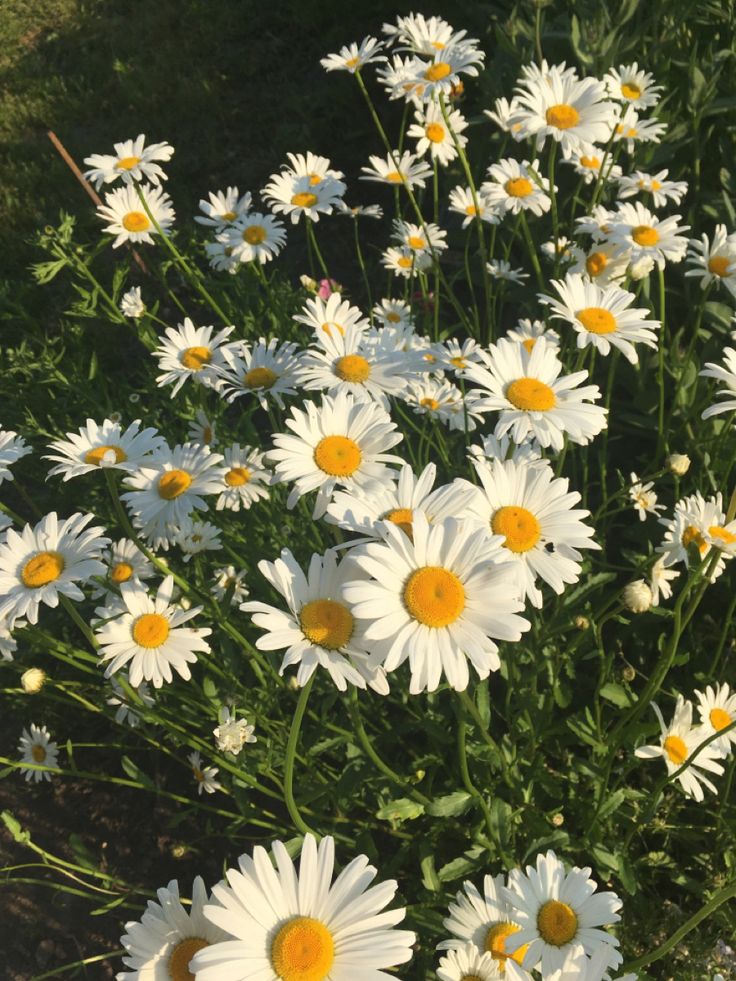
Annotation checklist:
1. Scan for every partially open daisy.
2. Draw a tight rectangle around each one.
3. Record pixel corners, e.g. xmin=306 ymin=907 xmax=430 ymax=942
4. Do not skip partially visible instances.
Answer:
xmin=608 ymin=202 xmax=689 ymax=268
xmin=700 ymin=345 xmax=736 ymax=420
xmin=449 ymin=185 xmax=499 ymax=227
xmin=188 ymin=409 xmax=217 ymax=447
xmin=402 ymin=375 xmax=484 ymax=432
xmin=612 ymin=106 xmax=667 ymax=152
xmin=686 ymin=225 xmax=736 ymax=298
xmin=343 ymin=513 xmax=529 ymax=693
xmin=95 ymin=575 xmax=212 ymax=688
xmin=215 ymin=444 xmax=271 ymax=512
xmin=91 ymin=537 xmax=155 ymax=600
xmin=605 ymin=63 xmax=662 ymax=109
xmin=628 ymin=472 xmax=665 ymax=522
xmin=211 ymin=566 xmax=249 ymax=606
xmin=18 ymin=723 xmax=59 ymax=782
xmin=154 ymin=319 xmax=236 ymax=397
xmin=407 ymin=100 xmax=468 ymax=166
xmin=360 ymin=150 xmax=433 ymax=189
xmin=635 ymin=696 xmax=725 ymax=801
xmin=487 ymin=260 xmax=529 ymax=284
xmin=195 ymin=186 xmax=252 ymax=230
xmin=0 ymin=512 xmax=108 ymax=625
xmin=188 ymin=751 xmax=222 ymax=795
xmin=83 ymin=134 xmax=174 ymax=188
xmin=320 ymin=35 xmax=385 ymax=72
xmin=220 ymin=212 xmax=287 ymax=265
xmin=213 ymin=705 xmax=257 ymax=754
xmin=0 ymin=428 xmax=31 ymax=484
xmin=217 ymin=338 xmax=304 ymax=409
xmin=117 ymin=876 xmax=228 ymax=980
xmin=617 ymin=169 xmax=688 ymax=208
xmin=694 ymin=683 xmax=736 ymax=757
xmin=294 ymin=292 xmax=369 ymax=341
xmin=120 ymin=286 xmax=146 ymax=318
xmin=656 ymin=491 xmax=733 ymax=580
xmin=269 ymin=391 xmax=402 ymax=518
xmin=649 ymin=555 xmax=679 ymax=606
xmin=465 ymin=338 xmax=607 ymax=452
xmin=192 ymin=834 xmax=416 ymax=980
xmin=540 ymin=273 xmax=660 ymax=363
xmin=503 ymin=850 xmax=623 ymax=975
xmin=45 ymin=418 xmax=167 ymax=480
xmin=96 ymin=183 xmax=175 ymax=248
xmin=437 ymin=944 xmax=504 ymax=981
xmin=482 ymin=158 xmax=552 ymax=217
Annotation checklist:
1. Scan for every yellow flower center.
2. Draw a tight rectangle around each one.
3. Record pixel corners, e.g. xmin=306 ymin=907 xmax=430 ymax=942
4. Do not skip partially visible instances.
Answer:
xmin=132 ymin=612 xmax=170 ymax=648
xmin=522 ymin=338 xmax=536 ymax=354
xmin=621 ymin=81 xmax=642 ymax=99
xmin=505 ymin=177 xmax=534 ymax=198
xmin=386 ymin=171 xmax=404 ymax=183
xmin=681 ymin=524 xmax=707 ymax=553
xmin=291 ymin=192 xmax=318 ymax=208
xmin=345 ymin=56 xmax=359 ymax=68
xmin=431 ymin=40 xmax=445 ymax=50
xmin=403 ymin=566 xmax=465 ymax=627
xmin=168 ymin=937 xmax=210 ymax=981
xmin=485 ymin=922 xmax=528 ymax=965
xmin=116 ymin=155 xmax=141 ymax=170
xmin=386 ymin=312 xmax=401 ymax=323
xmin=181 ymin=346 xmax=212 ymax=371
xmin=708 ymin=524 xmax=736 ymax=546
xmin=299 ymin=599 xmax=354 ymax=650
xmin=31 ymin=744 xmax=47 ymax=763
xmin=225 ymin=466 xmax=251 ymax=487
xmin=710 ymin=707 xmax=732 ymax=731
xmin=158 ymin=469 xmax=193 ymax=500
xmin=651 ymin=179 xmax=662 ymax=191
xmin=450 ymin=356 xmax=467 ymax=368
xmin=385 ymin=506 xmax=414 ymax=537
xmin=243 ymin=225 xmax=267 ymax=245
xmin=506 ymin=377 xmax=556 ymax=411
xmin=708 ymin=256 xmax=732 ymax=277
xmin=577 ymin=306 xmax=617 ymax=334
xmin=465 ymin=205 xmax=477 ymax=215
xmin=664 ymin=734 xmax=688 ymax=765
xmin=545 ymin=103 xmax=580 ymax=129
xmin=492 ymin=505 xmax=542 ymax=553
xmin=425 ymin=122 xmax=446 ymax=142
xmin=244 ymin=366 xmax=278 ymax=389
xmin=398 ymin=256 xmax=413 ymax=268
xmin=425 ymin=61 xmax=451 ymax=82
xmin=308 ymin=174 xmax=324 ymax=186
xmin=420 ymin=397 xmax=440 ymax=410
xmin=271 ymin=916 xmax=335 ymax=981
xmin=335 ymin=354 xmax=371 ymax=383
xmin=110 ymin=561 xmax=134 ymax=584
xmin=460 ymin=976 xmax=482 ymax=981
xmin=313 ymin=435 xmax=362 ymax=477
xmin=84 ymin=444 xmax=128 ymax=466
xmin=122 ymin=211 xmax=151 ymax=233
xmin=586 ymin=251 xmax=608 ymax=277
xmin=580 ymin=154 xmax=601 ymax=169
xmin=21 ymin=551 xmax=65 ymax=588
xmin=632 ymin=224 xmax=659 ymax=247
xmin=221 ymin=210 xmax=237 ymax=222
xmin=202 ymin=426 xmax=213 ymax=444
xmin=408 ymin=235 xmax=427 ymax=249
xmin=537 ymin=900 xmax=578 ymax=946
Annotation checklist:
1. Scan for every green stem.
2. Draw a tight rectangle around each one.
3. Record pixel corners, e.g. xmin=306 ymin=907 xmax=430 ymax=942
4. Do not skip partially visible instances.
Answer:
xmin=656 ymin=265 xmax=668 ymax=457
xmin=518 ymin=211 xmax=545 ymax=291
xmin=306 ymin=221 xmax=330 ymax=279
xmin=353 ymin=219 xmax=373 ymax=315
xmin=284 ymin=675 xmax=317 ymax=837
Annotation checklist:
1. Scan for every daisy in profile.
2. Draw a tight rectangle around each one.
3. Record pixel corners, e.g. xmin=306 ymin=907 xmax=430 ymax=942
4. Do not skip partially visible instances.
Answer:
xmin=605 ymin=63 xmax=662 ymax=108
xmin=437 ymin=944 xmax=504 ymax=981
xmin=211 ymin=566 xmax=249 ymax=606
xmin=617 ymin=169 xmax=688 ymax=208
xmin=335 ymin=200 xmax=384 ymax=220
xmin=96 ymin=183 xmax=174 ymax=248
xmin=484 ymin=95 xmax=526 ymax=139
xmin=656 ymin=491 xmax=733 ymax=579
xmin=700 ymin=345 xmax=736 ymax=420
xmin=153 ymin=320 xmax=236 ymax=397
xmin=377 ymin=53 xmax=430 ymax=103
xmin=482 ymin=158 xmax=552 ymax=217
xmin=45 ymin=418 xmax=166 ymax=480
xmin=117 ymin=876 xmax=228 ymax=980
xmin=649 ymin=555 xmax=679 ymax=606
xmin=487 ymin=260 xmax=529 ymax=283
xmin=294 ymin=291 xmax=369 ymax=340
xmin=449 ymin=185 xmax=498 ymax=227
xmin=629 ymin=472 xmax=665 ymax=521
xmin=204 ymin=239 xmax=239 ymax=274
xmin=195 ymin=186 xmax=252 ymax=230
xmin=506 ymin=318 xmax=560 ymax=354
xmin=213 ymin=706 xmax=257 ymax=754
xmin=613 ymin=106 xmax=667 ymax=152
xmin=503 ymin=850 xmax=623 ymax=975
xmin=408 ymin=101 xmax=468 ymax=165
xmin=188 ymin=751 xmax=222 ymax=795
xmin=540 ymin=273 xmax=660 ymax=363
xmin=608 ymin=202 xmax=689 ymax=267
xmin=221 ymin=211 xmax=287 ymax=265
xmin=0 ymin=428 xmax=31 ymax=484
xmin=188 ymin=409 xmax=216 ymax=447
xmin=465 ymin=337 xmax=607 ymax=451
xmin=360 ymin=149 xmax=433 ymax=189
xmin=242 ymin=547 xmax=387 ymax=692
xmin=191 ymin=834 xmax=416 ymax=980
xmin=635 ymin=696 xmax=725 ymax=800
xmin=83 ymin=134 xmax=174 ymax=188
xmin=344 ymin=514 xmax=530 ymax=693
xmin=686 ymin=225 xmax=736 ymax=297
xmin=320 ymin=35 xmax=385 ymax=72
xmin=18 ymin=724 xmax=59 ymax=782
xmin=217 ymin=338 xmax=304 ymax=409
xmin=384 ymin=13 xmax=474 ymax=55
xmin=694 ymin=683 xmax=736 ymax=757
xmin=174 ymin=518 xmax=223 ymax=561
xmin=0 ymin=512 xmax=108 ymax=625
xmin=563 ymin=144 xmax=622 ymax=185
xmin=91 ymin=537 xmax=155 ymax=599
xmin=120 ymin=286 xmax=145 ymax=318
xmin=269 ymin=391 xmax=402 ymax=518
xmin=262 ymin=169 xmax=345 ymax=224
xmin=215 ymin=444 xmax=271 ymax=511
xmin=402 ymin=376 xmax=484 ymax=432
xmin=95 ymin=575 xmax=212 ymax=688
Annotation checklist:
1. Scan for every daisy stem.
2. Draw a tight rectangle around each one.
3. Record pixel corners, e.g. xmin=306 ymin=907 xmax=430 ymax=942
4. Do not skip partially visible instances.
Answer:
xmin=31 ymin=951 xmax=127 ymax=981
xmin=548 ymin=141 xmax=560 ymax=279
xmin=433 ymin=159 xmax=441 ymax=340
xmin=59 ymin=595 xmax=98 ymax=651
xmin=284 ymin=674 xmax=318 ymax=837
xmin=656 ymin=265 xmax=668 ymax=457
xmin=455 ymin=707 xmax=503 ymax=852
xmin=518 ymin=210 xmax=545 ymax=291
xmin=534 ymin=1 xmax=544 ymax=65
xmin=305 ymin=220 xmax=330 ymax=280
xmin=708 ymin=590 xmax=736 ymax=675
xmin=589 ymin=111 xmax=622 ymax=211
xmin=456 ymin=690 xmax=508 ymax=781
xmin=352 ymin=219 xmax=373 ymax=315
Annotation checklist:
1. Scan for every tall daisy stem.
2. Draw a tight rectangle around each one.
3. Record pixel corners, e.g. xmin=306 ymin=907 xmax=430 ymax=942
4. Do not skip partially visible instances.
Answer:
xmin=306 ymin=221 xmax=330 ymax=279
xmin=518 ymin=211 xmax=545 ymax=291
xmin=656 ymin=265 xmax=668 ymax=457
xmin=284 ymin=675 xmax=318 ymax=837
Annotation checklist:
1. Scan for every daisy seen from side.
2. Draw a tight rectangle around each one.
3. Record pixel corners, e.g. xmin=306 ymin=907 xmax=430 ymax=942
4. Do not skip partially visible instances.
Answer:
xmin=45 ymin=418 xmax=167 ymax=480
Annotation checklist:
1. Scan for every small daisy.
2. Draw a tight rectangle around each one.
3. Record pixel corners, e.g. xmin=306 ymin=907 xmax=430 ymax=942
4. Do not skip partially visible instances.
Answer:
xmin=204 ymin=239 xmax=240 ymax=274
xmin=656 ymin=492 xmax=733 ymax=579
xmin=608 ymin=202 xmax=689 ymax=268
xmin=483 ymin=158 xmax=552 ymax=217
xmin=0 ymin=428 xmax=31 ymax=484
xmin=188 ymin=751 xmax=222 ymax=795
xmin=221 ymin=211 xmax=287 ymax=265
xmin=360 ymin=149 xmax=433 ymax=189
xmin=435 ymin=336 xmax=485 ymax=374
xmin=506 ymin=318 xmax=560 ymax=354
xmin=382 ymin=245 xmax=433 ymax=278
xmin=0 ymin=512 xmax=108 ymax=625
xmin=540 ymin=273 xmax=660 ymax=363
xmin=191 ymin=834 xmax=416 ymax=981
xmin=120 ymin=286 xmax=146 ymax=318
xmin=468 ymin=433 xmax=544 ymax=468
xmin=92 ymin=537 xmax=155 ymax=599
xmin=408 ymin=46 xmax=485 ymax=101
xmin=686 ymin=225 xmax=736 ymax=298
xmin=188 ymin=409 xmax=216 ymax=447
xmin=563 ymin=144 xmax=622 ymax=185
xmin=568 ymin=244 xmax=629 ymax=286
xmin=629 ymin=472 xmax=665 ymax=521
xmin=700 ymin=345 xmax=736 ymax=420
xmin=635 ymin=697 xmax=725 ymax=800
xmin=392 ymin=218 xmax=448 ymax=255
xmin=215 ymin=444 xmax=271 ymax=511
xmin=541 ymin=237 xmax=574 ymax=263
xmin=649 ymin=555 xmax=679 ymax=606
xmin=153 ymin=319 xmax=236 ymax=397
xmin=95 ymin=575 xmax=212 ymax=688
xmin=18 ymin=724 xmax=59 ymax=782
xmin=213 ymin=706 xmax=257 ymax=754
xmin=574 ymin=204 xmax=617 ymax=242
xmin=83 ymin=134 xmax=174 ymax=188
xmin=613 ymin=106 xmax=667 ymax=151
xmin=448 ymin=185 xmax=499 ymax=227
xmin=45 ymin=418 xmax=167 ymax=480
xmin=0 ymin=614 xmax=25 ymax=660
xmin=487 ymin=260 xmax=529 ymax=283
xmin=262 ymin=169 xmax=346 ymax=224
xmin=194 ymin=186 xmax=252 ymax=230
xmin=320 ymin=35 xmax=385 ymax=72
xmin=437 ymin=944 xmax=504 ymax=981
xmin=106 ymin=675 xmax=154 ymax=727
xmin=294 ymin=292 xmax=369 ymax=340
xmin=284 ymin=151 xmax=346 ymax=186
xmin=174 ymin=518 xmax=223 ymax=562
xmin=617 ymin=169 xmax=688 ymax=208
xmin=694 ymin=684 xmax=736 ymax=757
xmin=377 ymin=53 xmax=430 ymax=103
xmin=402 ymin=375 xmax=484 ymax=432
xmin=373 ymin=297 xmax=414 ymax=329
xmin=217 ymin=338 xmax=304 ymax=409
xmin=384 ymin=13 xmax=474 ymax=55
xmin=335 ymin=200 xmax=384 ymax=219
xmin=605 ymin=63 xmax=662 ymax=108
xmin=484 ymin=95 xmax=526 ymax=139
xmin=96 ymin=183 xmax=175 ymax=248
xmin=211 ymin=566 xmax=249 ymax=606
xmin=407 ymin=101 xmax=468 ymax=166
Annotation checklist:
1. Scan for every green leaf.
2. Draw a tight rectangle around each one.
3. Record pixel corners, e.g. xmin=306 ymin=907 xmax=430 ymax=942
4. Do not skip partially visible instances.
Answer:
xmin=420 ymin=848 xmax=441 ymax=892
xmin=121 ymin=755 xmax=154 ymax=789
xmin=375 ymin=798 xmax=424 ymax=823
xmin=600 ymin=682 xmax=636 ymax=708
xmin=597 ymin=789 xmax=626 ymax=822
xmin=426 ymin=791 xmax=473 ymax=818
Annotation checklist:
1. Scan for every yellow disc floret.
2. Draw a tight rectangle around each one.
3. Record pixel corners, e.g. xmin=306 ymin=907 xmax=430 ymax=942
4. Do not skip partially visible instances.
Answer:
xmin=271 ymin=916 xmax=335 ymax=981
xmin=621 ymin=81 xmax=642 ymax=99
xmin=313 ymin=435 xmax=362 ymax=477
xmin=664 ymin=734 xmax=688 ymax=765
xmin=291 ymin=192 xmax=318 ymax=209
xmin=505 ymin=177 xmax=534 ymax=198
xmin=485 ymin=922 xmax=528 ymax=965
xmin=180 ymin=346 xmax=212 ymax=371
xmin=122 ymin=211 xmax=151 ymax=233
xmin=116 ymin=156 xmax=141 ymax=170
xmin=168 ymin=937 xmax=209 ymax=981
xmin=111 ymin=561 xmax=134 ymax=584
xmin=586 ymin=252 xmax=608 ymax=277
xmin=537 ymin=900 xmax=578 ymax=946
xmin=403 ymin=566 xmax=465 ymax=627
xmin=243 ymin=225 xmax=267 ymax=245
xmin=385 ymin=507 xmax=414 ymax=537
xmin=21 ymin=551 xmax=65 ymax=589
xmin=425 ymin=62 xmax=451 ymax=82
xmin=506 ymin=377 xmax=556 ymax=411
xmin=577 ymin=307 xmax=617 ymax=335
xmin=335 ymin=354 xmax=371 ymax=384
xmin=632 ymin=225 xmax=659 ymax=247
xmin=710 ymin=707 xmax=732 ymax=731
xmin=681 ymin=525 xmax=707 ymax=553
xmin=84 ymin=444 xmax=128 ymax=466
xmin=545 ymin=104 xmax=580 ymax=129
xmin=158 ymin=469 xmax=192 ymax=500
xmin=31 ymin=744 xmax=47 ymax=763
xmin=492 ymin=506 xmax=542 ymax=553
xmin=300 ymin=599 xmax=354 ymax=650
xmin=708 ymin=524 xmax=736 ymax=547
xmin=580 ymin=155 xmax=601 ymax=170
xmin=132 ymin=612 xmax=170 ymax=648
xmin=708 ymin=256 xmax=732 ymax=278
xmin=425 ymin=123 xmax=446 ymax=143
xmin=225 ymin=467 xmax=251 ymax=487
xmin=244 ymin=366 xmax=278 ymax=390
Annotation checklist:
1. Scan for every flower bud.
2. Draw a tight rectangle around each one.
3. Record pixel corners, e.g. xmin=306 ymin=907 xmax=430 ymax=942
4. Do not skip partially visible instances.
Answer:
xmin=552 ymin=813 xmax=564 ymax=827
xmin=629 ymin=255 xmax=655 ymax=280
xmin=623 ymin=580 xmax=653 ymax=613
xmin=666 ymin=453 xmax=691 ymax=476
xmin=21 ymin=668 xmax=47 ymax=693
xmin=622 ymin=665 xmax=636 ymax=682
xmin=573 ymin=615 xmax=590 ymax=630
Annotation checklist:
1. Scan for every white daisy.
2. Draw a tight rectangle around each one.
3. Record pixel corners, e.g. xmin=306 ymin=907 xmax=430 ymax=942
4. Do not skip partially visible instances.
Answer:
xmin=372 ymin=297 xmax=414 ymax=329
xmin=694 ymin=683 xmax=736 ymax=757
xmin=204 ymin=239 xmax=240 ymax=274
xmin=467 ymin=433 xmax=544 ymax=468
xmin=213 ymin=706 xmax=257 ymax=754
xmin=613 ymin=106 xmax=667 ymax=151
xmin=211 ymin=566 xmax=249 ymax=606
xmin=283 ymin=151 xmax=346 ymax=186
xmin=221 ymin=211 xmax=287 ymax=265
xmin=217 ymin=338 xmax=304 ymax=410
xmin=188 ymin=751 xmax=222 ymax=795
xmin=0 ymin=428 xmax=31 ymax=484
xmin=448 ymin=185 xmax=499 ymax=227
xmin=700 ymin=345 xmax=736 ymax=420
xmin=262 ymin=167 xmax=345 ymax=225
xmin=106 ymin=675 xmax=154 ymax=728
xmin=607 ymin=202 xmax=689 ymax=268
xmin=0 ymin=614 xmax=25 ymax=660
xmin=153 ymin=319 xmax=236 ymax=397
xmin=96 ymin=183 xmax=175 ymax=248
xmin=617 ymin=169 xmax=688 ymax=208
xmin=437 ymin=944 xmax=504 ymax=981
xmin=686 ymin=225 xmax=736 ymax=298
xmin=435 ymin=336 xmax=486 ymax=374
xmin=91 ymin=538 xmax=155 ymax=599
xmin=195 ymin=186 xmax=252 ymax=230
xmin=382 ymin=245 xmax=433 ymax=278
xmin=376 ymin=53 xmax=431 ymax=103
xmin=174 ymin=518 xmax=223 ymax=561
xmin=407 ymin=46 xmax=485 ymax=101
xmin=335 ymin=200 xmax=384 ymax=219
xmin=18 ymin=724 xmax=59 ymax=782
xmin=392 ymin=218 xmax=448 ymax=255
xmin=45 ymin=418 xmax=166 ymax=480
xmin=563 ymin=144 xmax=622 ymax=185
xmin=188 ymin=409 xmax=217 ymax=447
xmin=384 ymin=13 xmax=474 ymax=55
xmin=531 ymin=943 xmax=637 ymax=981
xmin=649 ymin=555 xmax=679 ymax=606
xmin=574 ymin=205 xmax=617 ymax=242
xmin=506 ymin=318 xmax=560 ymax=354
xmin=320 ymin=35 xmax=385 ymax=72
xmin=360 ymin=149 xmax=433 ymax=189
xmin=629 ymin=472 xmax=665 ymax=522
xmin=402 ymin=375 xmax=485 ymax=432
xmin=294 ymin=292 xmax=369 ymax=341
xmin=487 ymin=260 xmax=529 ymax=283
xmin=120 ymin=286 xmax=146 ymax=318
xmin=567 ymin=244 xmax=629 ymax=285
xmin=407 ymin=101 xmax=468 ymax=166
xmin=656 ymin=492 xmax=733 ymax=579
xmin=482 ymin=158 xmax=552 ymax=217
xmin=541 ymin=237 xmax=574 ymax=263
xmin=83 ymin=134 xmax=174 ymax=188
xmin=215 ymin=444 xmax=271 ymax=511
xmin=484 ymin=96 xmax=526 ymax=139
xmin=605 ymin=63 xmax=662 ymax=108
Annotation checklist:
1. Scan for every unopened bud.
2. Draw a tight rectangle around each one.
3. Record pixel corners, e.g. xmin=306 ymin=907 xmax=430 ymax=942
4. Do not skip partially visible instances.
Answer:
xmin=623 ymin=580 xmax=653 ymax=613
xmin=629 ymin=255 xmax=655 ymax=280
xmin=622 ymin=665 xmax=636 ymax=682
xmin=552 ymin=813 xmax=564 ymax=826
xmin=666 ymin=453 xmax=691 ymax=476
xmin=573 ymin=615 xmax=590 ymax=630
xmin=21 ymin=668 xmax=47 ymax=694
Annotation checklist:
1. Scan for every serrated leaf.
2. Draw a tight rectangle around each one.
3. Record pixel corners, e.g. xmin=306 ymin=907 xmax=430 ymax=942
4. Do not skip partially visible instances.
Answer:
xmin=597 ymin=788 xmax=627 ymax=822
xmin=426 ymin=791 xmax=473 ymax=818
xmin=600 ymin=682 xmax=636 ymax=708
xmin=375 ymin=798 xmax=424 ymax=823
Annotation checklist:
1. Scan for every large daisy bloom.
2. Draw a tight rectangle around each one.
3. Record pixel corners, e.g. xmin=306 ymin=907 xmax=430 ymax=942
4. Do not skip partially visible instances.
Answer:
xmin=215 ymin=444 xmax=271 ymax=512
xmin=540 ymin=273 xmax=660 ymax=363
xmin=154 ymin=320 xmax=236 ymax=397
xmin=360 ymin=150 xmax=433 ymax=189
xmin=95 ymin=575 xmax=212 ymax=688
xmin=686 ymin=225 xmax=736 ymax=298
xmin=320 ymin=35 xmax=385 ymax=73
xmin=83 ymin=134 xmax=174 ymax=189
xmin=407 ymin=101 xmax=468 ymax=166
xmin=45 ymin=418 xmax=167 ymax=480
xmin=195 ymin=186 xmax=252 ymax=230
xmin=117 ymin=876 xmax=228 ymax=980
xmin=0 ymin=428 xmax=31 ymax=484
xmin=466 ymin=458 xmax=600 ymax=608
xmin=694 ymin=683 xmax=736 ymax=757
xmin=96 ymin=183 xmax=175 ymax=248
xmin=635 ymin=697 xmax=725 ymax=801
xmin=18 ymin=723 xmax=59 ymax=782
xmin=482 ymin=158 xmax=552 ymax=217
xmin=221 ymin=212 xmax=287 ymax=265
xmin=242 ymin=547 xmax=387 ymax=693
xmin=437 ymin=944 xmax=504 ymax=981
xmin=607 ymin=202 xmax=689 ymax=268
xmin=605 ymin=63 xmax=662 ymax=108
xmin=503 ymin=850 xmax=623 ymax=975
xmin=217 ymin=338 xmax=304 ymax=410
xmin=262 ymin=170 xmax=345 ymax=224
xmin=191 ymin=833 xmax=416 ymax=980
xmin=465 ymin=338 xmax=608 ymax=451
xmin=700 ymin=345 xmax=736 ymax=420
xmin=269 ymin=391 xmax=402 ymax=519
xmin=0 ymin=512 xmax=108 ymax=625
xmin=520 ymin=944 xmax=636 ymax=981
xmin=343 ymin=514 xmax=530 ymax=693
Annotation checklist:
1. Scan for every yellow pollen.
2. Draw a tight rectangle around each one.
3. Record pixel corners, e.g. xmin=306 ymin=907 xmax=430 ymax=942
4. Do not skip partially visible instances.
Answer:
xmin=460 ymin=976 xmax=482 ymax=981
xmin=708 ymin=524 xmax=736 ymax=546
xmin=116 ymin=155 xmax=141 ymax=170
xmin=545 ymin=103 xmax=580 ymax=129
xmin=408 ymin=235 xmax=426 ymax=249
xmin=425 ymin=122 xmax=446 ymax=143
xmin=31 ymin=744 xmax=47 ymax=763
xmin=385 ymin=507 xmax=414 ymax=537
xmin=710 ymin=707 xmax=732 ymax=731
xmin=111 ymin=561 xmax=134 ymax=584
xmin=664 ymin=734 xmax=688 ymax=765
xmin=313 ymin=435 xmax=362 ymax=477
xmin=681 ymin=524 xmax=707 ymax=553
xmin=344 ymin=56 xmax=359 ymax=68
xmin=580 ymin=155 xmax=601 ymax=169
xmin=425 ymin=61 xmax=451 ymax=82
xmin=386 ymin=312 xmax=401 ymax=323
xmin=651 ymin=179 xmax=662 ymax=191
xmin=403 ymin=565 xmax=465 ymax=627
xmin=122 ymin=211 xmax=151 ymax=233
xmin=492 ymin=505 xmax=542 ymax=553
xmin=271 ymin=917 xmax=335 ymax=981
xmin=300 ymin=599 xmax=354 ymax=650
xmin=485 ymin=922 xmax=528 ymax=965
xmin=335 ymin=354 xmax=371 ymax=383
xmin=632 ymin=224 xmax=659 ymax=246
xmin=243 ymin=225 xmax=267 ymax=245
xmin=180 ymin=346 xmax=212 ymax=371
xmin=626 ymin=127 xmax=638 ymax=138
xmin=431 ymin=40 xmax=445 ymax=50
xmin=450 ymin=356 xmax=467 ymax=368
xmin=621 ymin=81 xmax=642 ymax=99
xmin=291 ymin=192 xmax=318 ymax=208
xmin=21 ymin=551 xmax=65 ymax=588
xmin=586 ymin=251 xmax=608 ymax=277
xmin=537 ymin=900 xmax=579 ymax=946
xmin=221 ymin=210 xmax=237 ymax=221
xmin=398 ymin=256 xmax=414 ymax=268
xmin=505 ymin=177 xmax=534 ymax=198
xmin=225 ymin=466 xmax=251 ymax=487
xmin=708 ymin=256 xmax=732 ymax=278
xmin=522 ymin=338 xmax=536 ymax=354
xmin=465 ymin=205 xmax=477 ymax=215
xmin=168 ymin=937 xmax=209 ymax=981
xmin=506 ymin=377 xmax=556 ymax=411
xmin=420 ymin=397 xmax=440 ymax=410
xmin=244 ymin=366 xmax=278 ymax=389
xmin=386 ymin=171 xmax=404 ymax=183
xmin=308 ymin=174 xmax=323 ymax=186
xmin=132 ymin=612 xmax=170 ymax=648
xmin=84 ymin=444 xmax=128 ymax=466
xmin=577 ymin=306 xmax=617 ymax=334
xmin=157 ymin=469 xmax=192 ymax=500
